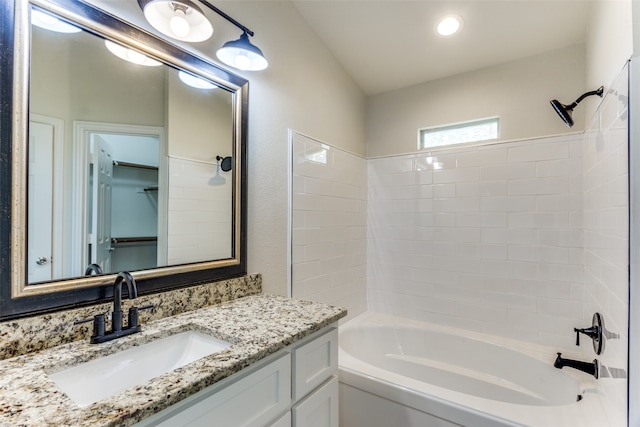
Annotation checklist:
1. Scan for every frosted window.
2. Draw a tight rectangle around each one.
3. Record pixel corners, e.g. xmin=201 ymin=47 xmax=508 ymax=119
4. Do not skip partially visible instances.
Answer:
xmin=304 ymin=147 xmax=328 ymax=164
xmin=419 ymin=117 xmax=499 ymax=149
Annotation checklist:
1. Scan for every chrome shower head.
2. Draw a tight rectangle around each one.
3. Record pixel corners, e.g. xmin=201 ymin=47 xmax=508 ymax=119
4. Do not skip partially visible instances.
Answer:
xmin=550 ymin=86 xmax=604 ymax=128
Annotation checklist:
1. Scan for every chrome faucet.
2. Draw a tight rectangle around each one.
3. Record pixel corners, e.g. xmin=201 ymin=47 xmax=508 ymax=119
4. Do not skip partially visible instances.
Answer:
xmin=553 ymin=353 xmax=599 ymax=379
xmin=90 ymin=271 xmax=141 ymax=344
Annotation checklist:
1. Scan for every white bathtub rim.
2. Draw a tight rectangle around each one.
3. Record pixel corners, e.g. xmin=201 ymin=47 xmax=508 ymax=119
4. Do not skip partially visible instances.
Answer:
xmin=340 ymin=311 xmax=595 ymax=364
xmin=338 ymin=311 xmax=616 ymax=427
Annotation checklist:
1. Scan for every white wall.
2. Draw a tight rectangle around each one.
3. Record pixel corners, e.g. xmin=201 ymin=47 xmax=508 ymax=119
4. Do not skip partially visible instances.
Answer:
xmin=366 ymin=45 xmax=586 ymax=158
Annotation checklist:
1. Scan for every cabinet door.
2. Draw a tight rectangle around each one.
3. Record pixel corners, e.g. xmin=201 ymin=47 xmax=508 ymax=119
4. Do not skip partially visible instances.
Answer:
xmin=140 ymin=354 xmax=291 ymax=427
xmin=292 ymin=376 xmax=338 ymax=427
xmin=270 ymin=411 xmax=292 ymax=427
xmin=293 ymin=328 xmax=338 ymax=401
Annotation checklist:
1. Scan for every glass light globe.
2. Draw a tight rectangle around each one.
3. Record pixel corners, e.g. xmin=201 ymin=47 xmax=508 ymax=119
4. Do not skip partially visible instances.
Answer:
xmin=234 ymin=54 xmax=251 ymax=71
xmin=169 ymin=10 xmax=190 ymax=38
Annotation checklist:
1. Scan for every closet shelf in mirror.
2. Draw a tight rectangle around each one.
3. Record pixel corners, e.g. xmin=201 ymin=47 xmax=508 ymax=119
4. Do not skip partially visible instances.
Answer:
xmin=144 ymin=186 xmax=158 ymax=192
xmin=113 ymin=160 xmax=158 ymax=171
xmin=111 ymin=237 xmax=158 ymax=244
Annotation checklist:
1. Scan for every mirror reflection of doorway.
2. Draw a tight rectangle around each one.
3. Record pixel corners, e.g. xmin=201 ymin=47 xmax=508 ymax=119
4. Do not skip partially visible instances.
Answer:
xmin=87 ymin=132 xmax=161 ymax=273
xmin=27 ymin=114 xmax=64 ymax=283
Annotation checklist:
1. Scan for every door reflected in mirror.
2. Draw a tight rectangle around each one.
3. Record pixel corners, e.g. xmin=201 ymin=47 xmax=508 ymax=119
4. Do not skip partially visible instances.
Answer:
xmin=27 ymin=6 xmax=235 ymax=284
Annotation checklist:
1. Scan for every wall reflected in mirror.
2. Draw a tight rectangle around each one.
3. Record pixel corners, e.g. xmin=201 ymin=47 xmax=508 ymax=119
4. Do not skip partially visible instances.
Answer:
xmin=28 ymin=6 xmax=235 ymax=285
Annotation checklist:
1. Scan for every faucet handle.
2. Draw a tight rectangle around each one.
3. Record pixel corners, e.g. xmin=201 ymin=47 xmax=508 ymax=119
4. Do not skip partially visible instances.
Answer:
xmin=92 ymin=314 xmax=105 ymax=338
xmin=573 ymin=313 xmax=604 ymax=355
xmin=128 ymin=307 xmax=139 ymax=329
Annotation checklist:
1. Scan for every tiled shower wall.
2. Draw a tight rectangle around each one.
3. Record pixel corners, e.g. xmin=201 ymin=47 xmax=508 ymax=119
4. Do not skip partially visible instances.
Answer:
xmin=290 ymin=132 xmax=367 ymax=320
xmin=582 ymin=64 xmax=628 ymax=418
xmin=368 ymin=135 xmax=586 ymax=347
xmin=290 ymin=69 xmax=629 ymax=367
xmin=167 ymin=157 xmax=233 ymax=265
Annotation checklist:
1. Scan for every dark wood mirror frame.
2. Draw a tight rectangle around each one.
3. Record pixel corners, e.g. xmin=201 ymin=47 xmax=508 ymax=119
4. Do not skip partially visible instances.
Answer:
xmin=0 ymin=0 xmax=248 ymax=320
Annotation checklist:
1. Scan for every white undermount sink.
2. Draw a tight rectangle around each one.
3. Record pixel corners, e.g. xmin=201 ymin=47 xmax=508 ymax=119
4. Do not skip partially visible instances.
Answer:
xmin=48 ymin=330 xmax=231 ymax=407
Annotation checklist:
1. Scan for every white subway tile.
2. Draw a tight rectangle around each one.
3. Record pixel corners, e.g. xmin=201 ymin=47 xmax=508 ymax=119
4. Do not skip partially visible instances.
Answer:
xmin=434 ymin=227 xmax=482 ymax=243
xmin=538 ymin=297 xmax=582 ymax=318
xmin=508 ymin=311 xmax=577 ymax=334
xmin=479 ymin=181 xmax=508 ymax=197
xmin=536 ymin=159 xmax=580 ymax=177
xmin=453 ymin=302 xmax=507 ymax=324
xmin=482 ymin=228 xmax=537 ymax=245
xmin=481 ymin=291 xmax=537 ymax=312
xmin=508 ymin=177 xmax=569 ymax=196
xmin=433 ymin=183 xmax=456 ymax=198
xmin=508 ymin=142 xmax=569 ymax=163
xmin=433 ymin=167 xmax=480 ymax=184
xmin=536 ymin=194 xmax=582 ymax=212
xmin=481 ymin=196 xmax=537 ymax=212
xmin=455 ymin=182 xmax=480 ymax=197
xmin=455 ymin=148 xmax=508 ymax=167
xmin=508 ymin=212 xmax=570 ymax=229
xmin=481 ymin=163 xmax=536 ymax=181
xmin=433 ymin=197 xmax=480 ymax=212
xmin=434 ymin=213 xmax=456 ymax=227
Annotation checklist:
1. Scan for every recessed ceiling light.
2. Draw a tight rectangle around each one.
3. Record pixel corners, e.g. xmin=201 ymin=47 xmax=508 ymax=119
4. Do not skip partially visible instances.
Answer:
xmin=435 ymin=15 xmax=463 ymax=37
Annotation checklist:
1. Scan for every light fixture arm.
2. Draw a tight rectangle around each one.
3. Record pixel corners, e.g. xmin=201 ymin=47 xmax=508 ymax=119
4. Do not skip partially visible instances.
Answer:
xmin=197 ymin=0 xmax=255 ymax=37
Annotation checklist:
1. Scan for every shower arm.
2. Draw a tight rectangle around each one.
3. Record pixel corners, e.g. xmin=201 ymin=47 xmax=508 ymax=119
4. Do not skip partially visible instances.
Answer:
xmin=570 ymin=86 xmax=604 ymax=109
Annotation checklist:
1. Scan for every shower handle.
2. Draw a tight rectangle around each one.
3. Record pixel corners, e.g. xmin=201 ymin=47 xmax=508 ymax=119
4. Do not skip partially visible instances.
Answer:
xmin=573 ymin=313 xmax=604 ymax=355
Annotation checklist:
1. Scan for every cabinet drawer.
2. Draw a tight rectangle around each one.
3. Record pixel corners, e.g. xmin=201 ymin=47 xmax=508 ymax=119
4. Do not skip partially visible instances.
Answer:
xmin=140 ymin=353 xmax=291 ymax=427
xmin=293 ymin=328 xmax=338 ymax=401
xmin=292 ymin=376 xmax=338 ymax=427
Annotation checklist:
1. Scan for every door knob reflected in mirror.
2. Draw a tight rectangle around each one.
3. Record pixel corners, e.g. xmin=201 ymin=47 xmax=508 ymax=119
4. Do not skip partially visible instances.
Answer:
xmin=35 ymin=257 xmax=49 ymax=265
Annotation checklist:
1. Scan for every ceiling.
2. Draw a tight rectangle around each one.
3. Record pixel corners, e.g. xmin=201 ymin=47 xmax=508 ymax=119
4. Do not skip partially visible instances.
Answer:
xmin=292 ymin=1 xmax=593 ymax=95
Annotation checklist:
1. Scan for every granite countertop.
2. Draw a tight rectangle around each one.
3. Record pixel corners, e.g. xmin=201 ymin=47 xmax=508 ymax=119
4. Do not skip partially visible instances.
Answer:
xmin=0 ymin=294 xmax=346 ymax=427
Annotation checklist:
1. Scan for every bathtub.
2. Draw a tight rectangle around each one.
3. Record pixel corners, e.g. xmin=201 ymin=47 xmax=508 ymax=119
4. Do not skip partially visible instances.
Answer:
xmin=338 ymin=312 xmax=618 ymax=427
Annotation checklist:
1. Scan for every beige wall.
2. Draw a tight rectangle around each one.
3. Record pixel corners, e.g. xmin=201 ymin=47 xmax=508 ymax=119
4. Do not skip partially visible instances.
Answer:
xmin=366 ymin=45 xmax=586 ymax=158
xmin=211 ymin=2 xmax=367 ymax=295
xmin=583 ymin=0 xmax=633 ymax=117
xmin=167 ymin=70 xmax=233 ymax=161
xmin=586 ymin=0 xmax=633 ymax=93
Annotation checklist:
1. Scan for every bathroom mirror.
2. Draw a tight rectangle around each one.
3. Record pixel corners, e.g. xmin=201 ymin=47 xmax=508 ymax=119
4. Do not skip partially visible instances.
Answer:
xmin=0 ymin=0 xmax=248 ymax=319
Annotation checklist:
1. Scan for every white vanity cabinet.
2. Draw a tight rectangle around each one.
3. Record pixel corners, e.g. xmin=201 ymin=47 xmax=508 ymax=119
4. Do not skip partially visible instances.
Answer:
xmin=134 ymin=325 xmax=338 ymax=427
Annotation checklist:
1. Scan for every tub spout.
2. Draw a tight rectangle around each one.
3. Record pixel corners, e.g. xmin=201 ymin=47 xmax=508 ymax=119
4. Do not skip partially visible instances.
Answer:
xmin=553 ymin=353 xmax=598 ymax=379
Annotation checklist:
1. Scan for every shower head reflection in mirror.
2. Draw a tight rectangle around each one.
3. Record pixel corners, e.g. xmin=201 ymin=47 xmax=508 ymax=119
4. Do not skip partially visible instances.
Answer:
xmin=209 ymin=156 xmax=232 ymax=186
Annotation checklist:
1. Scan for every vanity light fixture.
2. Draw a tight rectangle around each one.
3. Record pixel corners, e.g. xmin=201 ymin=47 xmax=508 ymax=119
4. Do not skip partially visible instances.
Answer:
xmin=137 ymin=0 xmax=213 ymax=42
xmin=31 ymin=8 xmax=81 ymax=33
xmin=104 ymin=40 xmax=162 ymax=67
xmin=216 ymin=31 xmax=268 ymax=71
xmin=435 ymin=14 xmax=463 ymax=37
xmin=137 ymin=0 xmax=268 ymax=71
xmin=178 ymin=71 xmax=217 ymax=89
